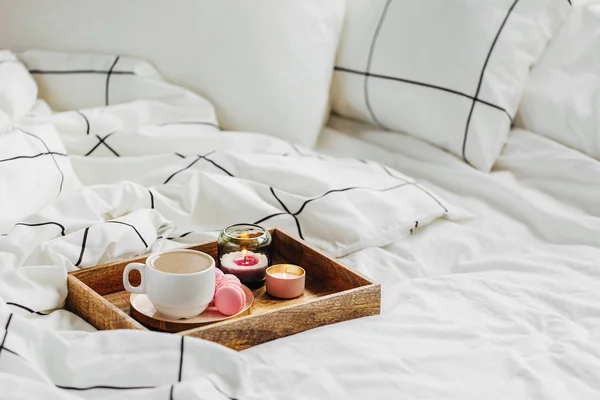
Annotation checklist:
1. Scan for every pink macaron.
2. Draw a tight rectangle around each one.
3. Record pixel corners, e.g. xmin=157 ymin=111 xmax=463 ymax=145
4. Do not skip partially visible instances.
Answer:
xmin=215 ymin=274 xmax=241 ymax=292
xmin=209 ymin=270 xmax=225 ymax=306
xmin=214 ymin=284 xmax=246 ymax=316
xmin=210 ymin=273 xmax=242 ymax=307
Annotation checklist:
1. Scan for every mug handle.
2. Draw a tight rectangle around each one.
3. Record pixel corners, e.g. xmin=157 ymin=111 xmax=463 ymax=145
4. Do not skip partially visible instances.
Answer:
xmin=123 ymin=262 xmax=146 ymax=294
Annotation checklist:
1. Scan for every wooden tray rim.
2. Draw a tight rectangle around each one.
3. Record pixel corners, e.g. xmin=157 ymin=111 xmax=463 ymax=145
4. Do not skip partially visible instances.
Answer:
xmin=68 ymin=229 xmax=376 ymax=285
xmin=67 ymin=274 xmax=146 ymax=330
xmin=67 ymin=228 xmax=380 ymax=338
xmin=176 ymin=283 xmax=380 ymax=336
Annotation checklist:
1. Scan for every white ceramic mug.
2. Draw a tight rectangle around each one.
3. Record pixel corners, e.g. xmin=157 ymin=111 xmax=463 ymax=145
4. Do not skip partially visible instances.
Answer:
xmin=123 ymin=249 xmax=215 ymax=319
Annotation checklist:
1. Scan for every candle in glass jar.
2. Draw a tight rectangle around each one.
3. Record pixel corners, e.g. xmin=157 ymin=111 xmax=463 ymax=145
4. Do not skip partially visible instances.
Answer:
xmin=218 ymin=223 xmax=272 ymax=286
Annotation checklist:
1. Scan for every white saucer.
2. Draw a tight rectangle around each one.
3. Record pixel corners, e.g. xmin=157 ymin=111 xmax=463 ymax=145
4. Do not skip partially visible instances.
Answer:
xmin=129 ymin=285 xmax=253 ymax=330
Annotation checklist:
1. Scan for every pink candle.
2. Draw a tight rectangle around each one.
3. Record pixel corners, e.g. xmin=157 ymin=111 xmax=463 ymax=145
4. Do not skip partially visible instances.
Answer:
xmin=266 ymin=264 xmax=305 ymax=299
xmin=233 ymin=250 xmax=260 ymax=267
xmin=220 ymin=249 xmax=269 ymax=284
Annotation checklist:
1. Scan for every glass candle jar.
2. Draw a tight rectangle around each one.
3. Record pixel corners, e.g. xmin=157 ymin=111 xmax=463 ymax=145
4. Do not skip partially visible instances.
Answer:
xmin=218 ymin=224 xmax=272 ymax=287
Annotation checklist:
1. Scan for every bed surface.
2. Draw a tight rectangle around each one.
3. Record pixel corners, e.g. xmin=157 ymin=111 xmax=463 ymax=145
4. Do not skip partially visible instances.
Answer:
xmin=1 ymin=51 xmax=600 ymax=399
xmin=240 ymin=117 xmax=600 ymax=399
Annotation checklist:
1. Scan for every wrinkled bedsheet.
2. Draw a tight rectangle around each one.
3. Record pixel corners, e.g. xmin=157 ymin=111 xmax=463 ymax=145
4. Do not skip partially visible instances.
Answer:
xmin=0 ymin=51 xmax=463 ymax=399
xmin=255 ymin=115 xmax=600 ymax=400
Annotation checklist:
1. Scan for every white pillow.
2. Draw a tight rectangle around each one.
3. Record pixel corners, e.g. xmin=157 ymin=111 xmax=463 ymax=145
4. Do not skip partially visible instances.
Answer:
xmin=0 ymin=51 xmax=37 ymax=135
xmin=0 ymin=0 xmax=344 ymax=147
xmin=18 ymin=50 xmax=220 ymax=132
xmin=517 ymin=0 xmax=600 ymax=160
xmin=331 ymin=0 xmax=571 ymax=171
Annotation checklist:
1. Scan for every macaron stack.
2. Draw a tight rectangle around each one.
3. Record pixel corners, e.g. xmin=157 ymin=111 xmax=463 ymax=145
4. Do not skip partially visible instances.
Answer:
xmin=213 ymin=268 xmax=247 ymax=316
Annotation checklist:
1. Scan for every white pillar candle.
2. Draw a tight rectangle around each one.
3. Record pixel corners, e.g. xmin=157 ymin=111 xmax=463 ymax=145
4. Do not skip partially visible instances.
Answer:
xmin=220 ymin=249 xmax=269 ymax=283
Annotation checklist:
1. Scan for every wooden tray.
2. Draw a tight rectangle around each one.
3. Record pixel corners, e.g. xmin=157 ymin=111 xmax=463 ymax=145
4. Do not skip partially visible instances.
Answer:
xmin=66 ymin=229 xmax=381 ymax=351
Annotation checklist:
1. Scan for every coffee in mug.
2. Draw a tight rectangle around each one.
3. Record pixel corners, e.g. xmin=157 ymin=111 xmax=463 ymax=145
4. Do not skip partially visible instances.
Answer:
xmin=123 ymin=249 xmax=215 ymax=319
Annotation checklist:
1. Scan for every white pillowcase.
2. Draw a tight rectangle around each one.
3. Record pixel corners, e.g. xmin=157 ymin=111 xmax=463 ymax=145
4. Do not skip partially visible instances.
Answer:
xmin=0 ymin=0 xmax=344 ymax=147
xmin=0 ymin=51 xmax=37 ymax=135
xmin=518 ymin=0 xmax=600 ymax=160
xmin=18 ymin=50 xmax=220 ymax=132
xmin=331 ymin=0 xmax=571 ymax=171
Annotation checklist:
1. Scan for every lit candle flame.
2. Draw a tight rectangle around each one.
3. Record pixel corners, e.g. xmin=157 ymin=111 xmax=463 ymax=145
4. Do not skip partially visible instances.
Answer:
xmin=242 ymin=249 xmax=247 ymax=263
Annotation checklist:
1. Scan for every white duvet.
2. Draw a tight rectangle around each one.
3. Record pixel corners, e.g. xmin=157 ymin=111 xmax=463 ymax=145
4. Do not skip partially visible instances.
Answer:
xmin=0 ymin=51 xmax=462 ymax=399
xmin=2 ymin=36 xmax=600 ymax=400
xmin=304 ymin=117 xmax=600 ymax=400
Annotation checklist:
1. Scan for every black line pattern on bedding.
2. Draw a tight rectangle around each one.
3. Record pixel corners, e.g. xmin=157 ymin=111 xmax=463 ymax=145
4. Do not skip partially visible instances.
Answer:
xmin=56 ymin=384 xmax=156 ymax=391
xmin=6 ymin=302 xmax=49 ymax=316
xmin=105 ymin=56 xmax=120 ymax=106
xmin=148 ymin=189 xmax=155 ymax=209
xmin=85 ymin=133 xmax=120 ymax=156
xmin=159 ymin=121 xmax=220 ymax=130
xmin=259 ymin=183 xmax=413 ymax=240
xmin=363 ymin=0 xmax=393 ymax=129
xmin=210 ymin=380 xmax=238 ymax=400
xmin=55 ymin=383 xmax=232 ymax=399
xmin=76 ymin=110 xmax=90 ymax=135
xmin=202 ymin=155 xmax=234 ymax=176
xmin=2 ymin=347 xmax=20 ymax=357
xmin=29 ymin=69 xmax=135 ymax=75
xmin=249 ymin=158 xmax=447 ymax=239
xmin=462 ymin=0 xmax=519 ymax=165
xmin=105 ymin=221 xmax=148 ymax=248
xmin=0 ymin=151 xmax=67 ymax=163
xmin=290 ymin=143 xmax=326 ymax=160
xmin=178 ymin=336 xmax=184 ymax=382
xmin=378 ymin=163 xmax=448 ymax=213
xmin=18 ymin=128 xmax=65 ymax=196
xmin=52 ymin=335 xmax=231 ymax=398
xmin=410 ymin=220 xmax=419 ymax=235
xmin=0 ymin=344 xmax=232 ymax=398
xmin=0 ymin=339 xmax=165 ymax=392
xmin=268 ymin=187 xmax=304 ymax=238
xmin=74 ymin=227 xmax=90 ymax=267
xmin=14 ymin=221 xmax=66 ymax=236
xmin=166 ymin=229 xmax=221 ymax=240
xmin=0 ymin=313 xmax=13 ymax=362
xmin=163 ymin=151 xmax=233 ymax=184
xmin=175 ymin=231 xmax=194 ymax=239
xmin=164 ymin=156 xmax=203 ymax=183
xmin=335 ymin=66 xmax=513 ymax=121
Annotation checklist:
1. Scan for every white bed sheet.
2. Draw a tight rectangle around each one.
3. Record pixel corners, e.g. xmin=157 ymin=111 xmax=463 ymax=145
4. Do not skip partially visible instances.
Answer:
xmin=240 ymin=117 xmax=600 ymax=399
xmin=2 ymin=50 xmax=600 ymax=399
xmin=0 ymin=51 xmax=465 ymax=400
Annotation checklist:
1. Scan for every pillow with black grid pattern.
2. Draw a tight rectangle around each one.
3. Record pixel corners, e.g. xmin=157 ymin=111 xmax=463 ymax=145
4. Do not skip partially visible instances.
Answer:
xmin=331 ymin=0 xmax=572 ymax=171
